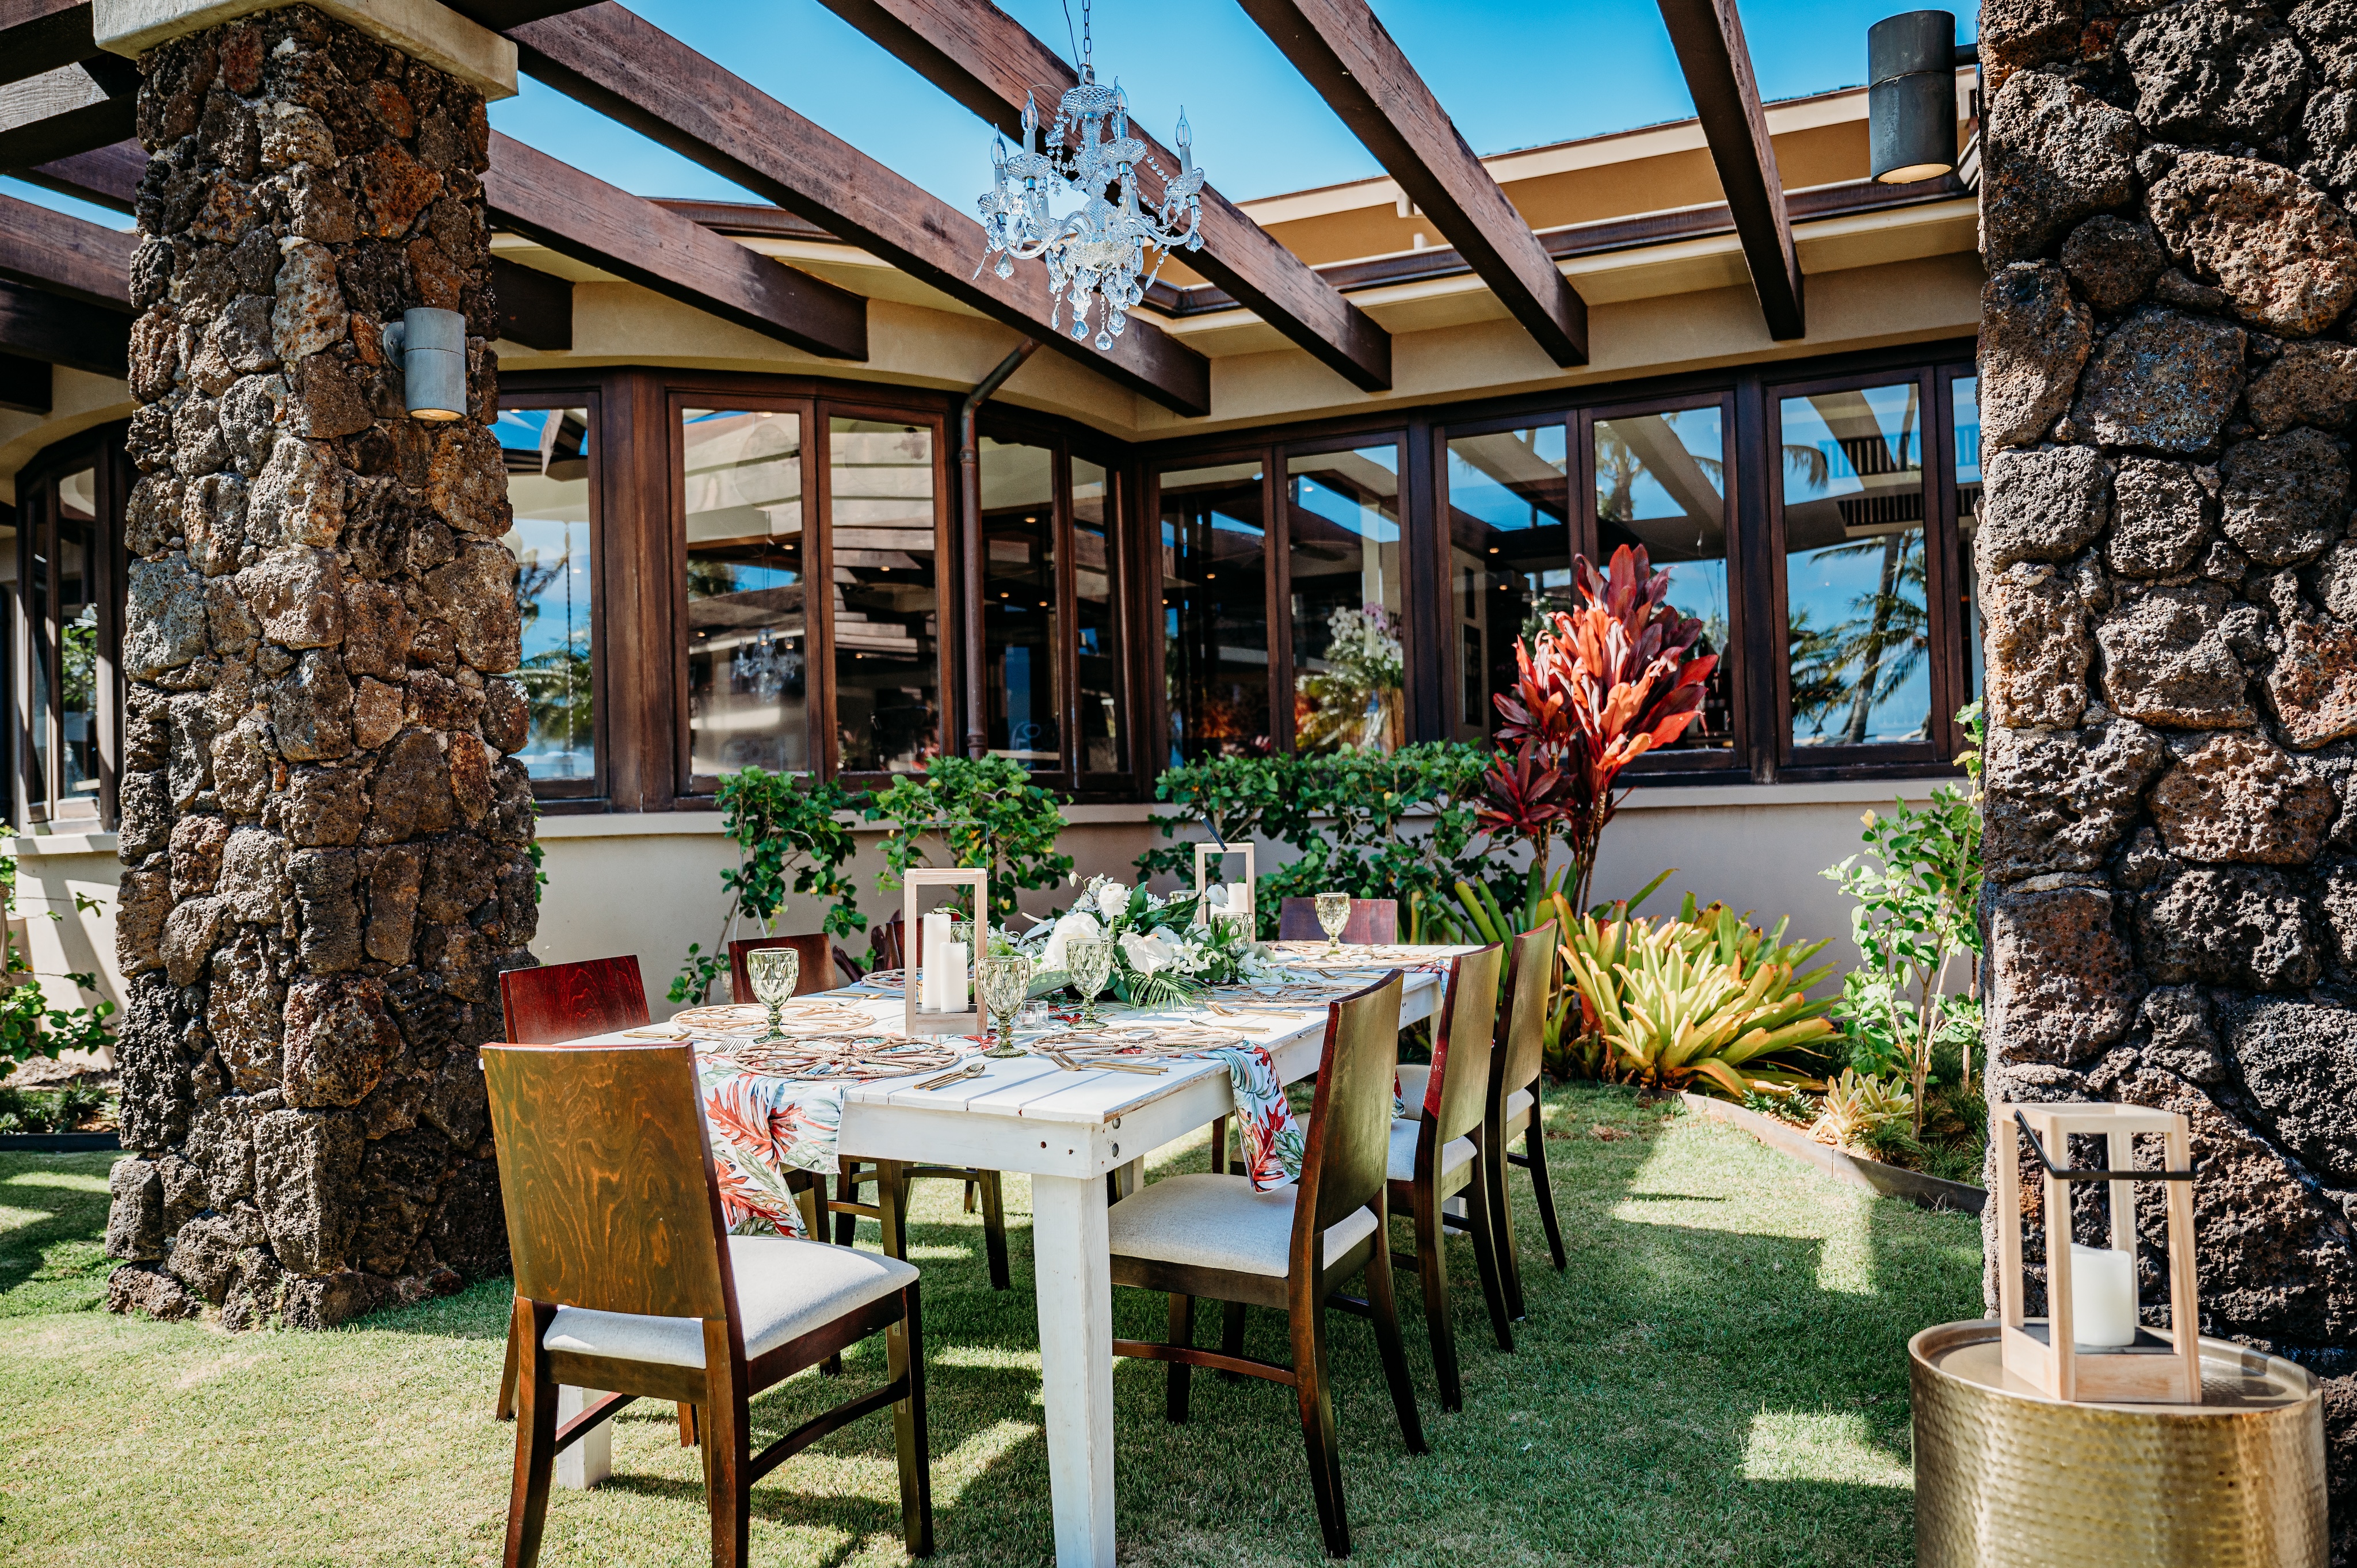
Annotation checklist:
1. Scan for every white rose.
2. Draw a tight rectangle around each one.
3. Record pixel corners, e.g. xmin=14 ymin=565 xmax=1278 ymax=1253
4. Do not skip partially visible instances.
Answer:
xmin=1039 ymin=910 xmax=1102 ymax=972
xmin=1093 ymin=881 xmax=1131 ymax=917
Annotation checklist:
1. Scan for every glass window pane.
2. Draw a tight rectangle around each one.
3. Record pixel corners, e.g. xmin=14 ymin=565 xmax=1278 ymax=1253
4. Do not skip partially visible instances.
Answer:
xmin=1073 ymin=457 xmax=1124 ymax=775
xmin=1159 ymin=460 xmax=1268 ymax=763
xmin=1595 ymin=408 xmax=1734 ymax=753
xmin=55 ymin=468 xmax=97 ymax=816
xmin=1780 ymin=383 xmax=1932 ymax=749
xmin=1444 ymin=425 xmax=1569 ymax=743
xmin=497 ymin=408 xmax=594 ymax=782
xmin=1953 ymin=375 xmax=1981 ymax=707
xmin=979 ymin=437 xmax=1058 ymax=772
xmin=832 ymin=417 xmax=938 ymax=774
xmin=1287 ymin=444 xmax=1403 ymax=754
xmin=684 ymin=408 xmax=810 ymax=777
xmin=25 ymin=483 xmax=47 ymax=809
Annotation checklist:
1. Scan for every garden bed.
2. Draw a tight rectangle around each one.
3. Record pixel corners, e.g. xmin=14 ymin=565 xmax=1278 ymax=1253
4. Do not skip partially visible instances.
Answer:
xmin=1682 ymin=1093 xmax=1986 ymax=1216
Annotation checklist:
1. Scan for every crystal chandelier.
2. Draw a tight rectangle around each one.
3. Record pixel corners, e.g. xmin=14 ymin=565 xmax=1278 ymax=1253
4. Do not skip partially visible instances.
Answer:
xmin=975 ymin=0 xmax=1207 ymax=352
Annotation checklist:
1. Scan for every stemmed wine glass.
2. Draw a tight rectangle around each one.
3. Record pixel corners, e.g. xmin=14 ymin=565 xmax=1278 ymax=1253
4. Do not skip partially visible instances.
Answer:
xmin=978 ymin=953 xmax=1033 ymax=1058
xmin=1314 ymin=891 xmax=1351 ymax=957
xmin=1066 ymin=936 xmax=1114 ymax=1031
xmin=746 ymin=947 xmax=800 ymax=1040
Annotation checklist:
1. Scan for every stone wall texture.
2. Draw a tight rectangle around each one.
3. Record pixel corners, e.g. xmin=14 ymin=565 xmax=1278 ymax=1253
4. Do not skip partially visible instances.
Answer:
xmin=1978 ymin=2 xmax=2357 ymax=1556
xmin=100 ymin=5 xmax=536 ymax=1330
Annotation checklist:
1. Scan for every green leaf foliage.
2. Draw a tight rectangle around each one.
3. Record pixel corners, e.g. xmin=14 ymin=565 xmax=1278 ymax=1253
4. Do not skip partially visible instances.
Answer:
xmin=668 ymin=770 xmax=867 ymax=1005
xmin=865 ymin=756 xmax=1074 ymax=924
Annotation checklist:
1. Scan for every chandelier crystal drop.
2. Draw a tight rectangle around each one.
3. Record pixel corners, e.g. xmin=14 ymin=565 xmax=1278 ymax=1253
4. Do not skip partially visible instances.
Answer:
xmin=975 ymin=2 xmax=1207 ymax=352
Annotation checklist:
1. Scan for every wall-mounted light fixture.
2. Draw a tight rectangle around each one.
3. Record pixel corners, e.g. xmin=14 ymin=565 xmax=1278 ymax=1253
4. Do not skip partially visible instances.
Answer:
xmin=1868 ymin=10 xmax=1958 ymax=184
xmin=381 ymin=306 xmax=467 ymax=421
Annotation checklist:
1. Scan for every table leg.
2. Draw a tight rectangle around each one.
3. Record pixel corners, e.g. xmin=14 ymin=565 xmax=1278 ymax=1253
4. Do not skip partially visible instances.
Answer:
xmin=1030 ymin=1172 xmax=1117 ymax=1568
xmin=555 ymin=1386 xmax=611 ymax=1490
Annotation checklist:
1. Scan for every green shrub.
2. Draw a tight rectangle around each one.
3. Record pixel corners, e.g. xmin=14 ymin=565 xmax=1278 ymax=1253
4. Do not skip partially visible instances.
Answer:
xmin=670 ymin=769 xmax=866 ymax=1004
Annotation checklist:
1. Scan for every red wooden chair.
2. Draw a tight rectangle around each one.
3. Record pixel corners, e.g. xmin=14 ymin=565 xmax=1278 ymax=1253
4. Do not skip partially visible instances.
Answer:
xmin=499 ymin=956 xmax=650 ymax=1044
xmin=724 ymin=934 xmax=836 ymax=1001
xmin=1276 ymin=897 xmax=1398 ymax=945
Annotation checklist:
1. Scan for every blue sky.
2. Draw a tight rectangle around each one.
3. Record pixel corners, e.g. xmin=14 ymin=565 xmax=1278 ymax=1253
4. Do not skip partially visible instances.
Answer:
xmin=3 ymin=0 xmax=1978 ymax=228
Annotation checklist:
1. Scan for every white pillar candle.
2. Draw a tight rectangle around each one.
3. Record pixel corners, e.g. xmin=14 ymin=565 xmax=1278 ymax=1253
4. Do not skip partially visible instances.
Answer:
xmin=920 ymin=910 xmax=952 ymax=1009
xmin=2068 ymin=1242 xmax=2139 ymax=1348
xmin=942 ymin=941 xmax=968 ymax=1012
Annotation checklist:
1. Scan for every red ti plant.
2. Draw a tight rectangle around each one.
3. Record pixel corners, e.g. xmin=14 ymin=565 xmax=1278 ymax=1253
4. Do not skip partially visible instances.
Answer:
xmin=1482 ymin=544 xmax=1718 ymax=916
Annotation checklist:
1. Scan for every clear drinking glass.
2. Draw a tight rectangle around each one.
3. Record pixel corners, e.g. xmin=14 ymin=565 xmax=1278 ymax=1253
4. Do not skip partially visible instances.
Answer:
xmin=1066 ymin=936 xmax=1114 ymax=1030
xmin=978 ymin=953 xmax=1033 ymax=1058
xmin=1314 ymin=891 xmax=1351 ymax=956
xmin=747 ymin=947 xmax=800 ymax=1040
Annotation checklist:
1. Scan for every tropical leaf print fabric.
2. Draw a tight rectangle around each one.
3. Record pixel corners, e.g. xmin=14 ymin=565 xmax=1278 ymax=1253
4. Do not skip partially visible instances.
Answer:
xmin=697 ymin=1063 xmax=846 ymax=1238
xmin=1204 ymin=1043 xmax=1305 ymax=1189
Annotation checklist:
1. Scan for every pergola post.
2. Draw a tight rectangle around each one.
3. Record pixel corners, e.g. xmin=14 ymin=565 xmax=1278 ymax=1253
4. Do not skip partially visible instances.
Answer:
xmin=1976 ymin=6 xmax=2355 ymax=1546
xmin=98 ymin=0 xmax=536 ymax=1328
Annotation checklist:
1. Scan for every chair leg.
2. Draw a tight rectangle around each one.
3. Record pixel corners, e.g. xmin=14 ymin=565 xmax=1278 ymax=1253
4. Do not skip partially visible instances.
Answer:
xmin=495 ymin=1315 xmax=519 ymax=1421
xmin=977 ymin=1168 xmax=1010 ymax=1291
xmin=1219 ymin=1299 xmax=1247 ymax=1382
xmin=888 ymin=1283 xmax=935 ymax=1557
xmin=1522 ymin=1118 xmax=1566 ymax=1272
xmin=1165 ymin=1292 xmax=1196 ymax=1423
xmin=504 ymin=1300 xmax=558 ymax=1568
xmin=964 ymin=1177 xmax=978 ymax=1214
xmin=678 ymin=1402 xmax=698 ymax=1446
xmin=700 ymin=1351 xmax=751 ymax=1568
xmin=1363 ymin=1226 xmax=1427 ymax=1455
xmin=833 ymin=1159 xmax=861 ymax=1247
xmin=1463 ymin=1151 xmax=1515 ymax=1354
xmin=1290 ymin=1300 xmax=1350 ymax=1558
xmin=1489 ymin=1113 xmax=1528 ymax=1321
xmin=1413 ymin=1180 xmax=1462 ymax=1412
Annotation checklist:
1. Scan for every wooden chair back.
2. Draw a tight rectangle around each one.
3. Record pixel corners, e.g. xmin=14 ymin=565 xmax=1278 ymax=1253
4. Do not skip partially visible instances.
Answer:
xmin=1496 ymin=922 xmax=1557 ymax=1098
xmin=726 ymin=933 xmax=834 ymax=1004
xmin=1424 ymin=944 xmax=1504 ymax=1146
xmin=871 ymin=911 xmax=910 ymax=971
xmin=481 ymin=1041 xmax=731 ymax=1322
xmin=499 ymin=956 xmax=650 ymax=1044
xmin=1292 ymin=972 xmax=1405 ymax=1252
xmin=1276 ymin=897 xmax=1398 ymax=944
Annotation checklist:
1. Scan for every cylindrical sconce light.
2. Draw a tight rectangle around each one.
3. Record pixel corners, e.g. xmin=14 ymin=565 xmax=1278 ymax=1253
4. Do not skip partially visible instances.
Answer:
xmin=1868 ymin=11 xmax=1958 ymax=184
xmin=382 ymin=306 xmax=467 ymax=421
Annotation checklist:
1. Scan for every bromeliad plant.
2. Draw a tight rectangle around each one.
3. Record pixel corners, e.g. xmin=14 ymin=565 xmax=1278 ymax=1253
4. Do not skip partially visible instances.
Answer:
xmin=1559 ymin=895 xmax=1837 ymax=1098
xmin=670 ymin=770 xmax=866 ymax=1005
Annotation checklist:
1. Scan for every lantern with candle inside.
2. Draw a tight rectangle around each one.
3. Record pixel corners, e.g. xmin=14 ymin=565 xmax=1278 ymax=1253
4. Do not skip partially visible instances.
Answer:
xmin=902 ymin=867 xmax=986 ymax=1037
xmin=1192 ymin=841 xmax=1255 ymax=935
xmin=1994 ymin=1101 xmax=2202 ymax=1405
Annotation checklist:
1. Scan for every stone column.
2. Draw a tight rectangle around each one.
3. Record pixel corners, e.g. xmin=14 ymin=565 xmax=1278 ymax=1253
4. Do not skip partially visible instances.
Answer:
xmin=99 ymin=3 xmax=536 ymax=1329
xmin=1976 ymin=0 xmax=2356 ymax=1550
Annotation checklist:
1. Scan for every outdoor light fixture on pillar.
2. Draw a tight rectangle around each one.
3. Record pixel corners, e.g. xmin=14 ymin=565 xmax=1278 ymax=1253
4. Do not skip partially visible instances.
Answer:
xmin=1867 ymin=10 xmax=1957 ymax=183
xmin=383 ymin=307 xmax=469 ymax=421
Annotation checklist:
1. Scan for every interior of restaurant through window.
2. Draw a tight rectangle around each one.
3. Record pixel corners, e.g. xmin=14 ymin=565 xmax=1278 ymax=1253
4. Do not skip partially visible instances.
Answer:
xmin=1158 ymin=458 xmax=1269 ymax=764
xmin=1287 ymin=444 xmax=1404 ymax=754
xmin=682 ymin=406 xmax=810 ymax=779
xmin=831 ymin=416 xmax=939 ymax=775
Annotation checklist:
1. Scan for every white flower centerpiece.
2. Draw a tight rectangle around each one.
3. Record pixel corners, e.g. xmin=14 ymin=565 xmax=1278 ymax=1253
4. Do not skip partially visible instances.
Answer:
xmin=1019 ymin=875 xmax=1279 ymax=1010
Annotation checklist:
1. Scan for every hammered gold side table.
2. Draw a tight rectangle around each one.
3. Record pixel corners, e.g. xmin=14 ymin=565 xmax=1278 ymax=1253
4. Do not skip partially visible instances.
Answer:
xmin=1910 ymin=1321 xmax=2328 ymax=1567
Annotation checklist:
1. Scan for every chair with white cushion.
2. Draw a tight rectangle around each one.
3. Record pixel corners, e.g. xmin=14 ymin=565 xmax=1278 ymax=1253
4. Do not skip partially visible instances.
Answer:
xmin=1107 ymin=972 xmax=1425 ymax=1559
xmin=482 ymin=1041 xmax=932 ymax=1567
xmin=1386 ymin=943 xmax=1510 ymax=1411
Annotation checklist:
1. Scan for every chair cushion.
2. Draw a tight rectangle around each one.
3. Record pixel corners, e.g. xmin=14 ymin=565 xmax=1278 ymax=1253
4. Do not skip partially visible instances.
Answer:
xmin=544 ymin=1236 xmax=917 ymax=1370
xmin=1107 ymin=1173 xmax=1378 ymax=1277
xmin=1395 ymin=1063 xmax=1429 ymax=1113
xmin=1505 ymin=1085 xmax=1534 ymax=1131
xmin=1387 ymin=1118 xmax=1475 ymax=1187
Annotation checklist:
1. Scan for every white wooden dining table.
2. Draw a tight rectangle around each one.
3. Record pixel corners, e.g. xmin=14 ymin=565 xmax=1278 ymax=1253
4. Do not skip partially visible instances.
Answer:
xmin=571 ymin=945 xmax=1468 ymax=1567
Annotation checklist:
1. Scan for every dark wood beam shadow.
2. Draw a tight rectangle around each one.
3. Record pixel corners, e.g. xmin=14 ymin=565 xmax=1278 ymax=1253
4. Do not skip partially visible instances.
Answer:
xmin=0 ymin=277 xmax=128 ymax=376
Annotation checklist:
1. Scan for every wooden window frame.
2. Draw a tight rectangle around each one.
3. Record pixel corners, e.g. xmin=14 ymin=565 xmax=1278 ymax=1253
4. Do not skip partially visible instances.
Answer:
xmin=13 ymin=427 xmax=125 ymax=831
xmin=1429 ymin=409 xmax=1575 ymax=742
xmin=1277 ymin=430 xmax=1411 ymax=756
xmin=1933 ymin=359 xmax=1980 ymax=761
xmin=1066 ymin=436 xmax=1135 ymax=796
xmin=1146 ymin=445 xmax=1276 ymax=769
xmin=497 ymin=388 xmax=608 ymax=803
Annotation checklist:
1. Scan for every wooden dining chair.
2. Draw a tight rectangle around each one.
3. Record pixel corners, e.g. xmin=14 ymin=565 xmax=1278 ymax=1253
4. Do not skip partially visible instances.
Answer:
xmin=724 ymin=933 xmax=836 ymax=1001
xmin=1106 ymin=972 xmax=1426 ymax=1559
xmin=483 ymin=1041 xmax=932 ymax=1567
xmin=1275 ymin=897 xmax=1398 ymax=945
xmin=869 ymin=911 xmax=907 ymax=971
xmin=1384 ymin=943 xmax=1511 ymax=1410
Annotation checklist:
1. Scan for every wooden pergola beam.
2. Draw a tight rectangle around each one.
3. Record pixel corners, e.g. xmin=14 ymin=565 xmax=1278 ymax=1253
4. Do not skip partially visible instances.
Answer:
xmin=505 ymin=2 xmax=1210 ymax=415
xmin=0 ymin=0 xmax=100 ymax=90
xmin=0 ymin=54 xmax=138 ymax=170
xmin=1235 ymin=0 xmax=1586 ymax=367
xmin=21 ymin=135 xmax=140 ymax=209
xmin=0 ymin=277 xmax=128 ymax=376
xmin=817 ymin=0 xmax=1391 ymax=392
xmin=0 ymin=348 xmax=52 ymax=412
xmin=484 ymin=129 xmax=865 ymax=360
xmin=0 ymin=188 xmax=134 ymax=310
xmin=486 ymin=251 xmax=573 ymax=350
xmin=1658 ymin=0 xmax=1803 ymax=339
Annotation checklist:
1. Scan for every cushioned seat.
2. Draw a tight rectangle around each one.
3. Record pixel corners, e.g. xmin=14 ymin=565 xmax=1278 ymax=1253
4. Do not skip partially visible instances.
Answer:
xmin=1506 ymin=1085 xmax=1534 ymax=1128
xmin=1396 ymin=1062 xmax=1429 ymax=1111
xmin=1107 ymin=1172 xmax=1378 ymax=1277
xmin=1386 ymin=1117 xmax=1475 ymax=1186
xmin=546 ymin=1235 xmax=918 ymax=1369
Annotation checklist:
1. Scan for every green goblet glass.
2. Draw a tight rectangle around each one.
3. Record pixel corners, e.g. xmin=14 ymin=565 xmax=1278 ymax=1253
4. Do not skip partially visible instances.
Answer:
xmin=977 ymin=954 xmax=1033 ymax=1058
xmin=1314 ymin=891 xmax=1351 ymax=956
xmin=746 ymin=947 xmax=800 ymax=1040
xmin=1066 ymin=936 xmax=1114 ymax=1030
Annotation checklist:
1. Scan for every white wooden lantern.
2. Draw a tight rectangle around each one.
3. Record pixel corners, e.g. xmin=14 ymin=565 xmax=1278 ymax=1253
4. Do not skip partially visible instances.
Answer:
xmin=1994 ymin=1101 xmax=2202 ymax=1405
xmin=1192 ymin=841 xmax=1255 ymax=929
xmin=902 ymin=867 xmax=986 ymax=1037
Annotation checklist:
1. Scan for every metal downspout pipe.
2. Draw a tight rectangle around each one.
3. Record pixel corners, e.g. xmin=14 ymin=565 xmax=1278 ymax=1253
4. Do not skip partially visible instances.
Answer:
xmin=958 ymin=338 xmax=1041 ymax=760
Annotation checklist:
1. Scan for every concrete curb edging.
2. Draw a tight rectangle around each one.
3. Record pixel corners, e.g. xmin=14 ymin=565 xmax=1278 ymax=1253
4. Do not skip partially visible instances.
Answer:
xmin=1679 ymin=1092 xmax=1986 ymax=1215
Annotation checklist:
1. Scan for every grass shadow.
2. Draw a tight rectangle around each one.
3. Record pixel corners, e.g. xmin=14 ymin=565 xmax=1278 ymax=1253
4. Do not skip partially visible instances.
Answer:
xmin=0 ymin=1149 xmax=120 ymax=1316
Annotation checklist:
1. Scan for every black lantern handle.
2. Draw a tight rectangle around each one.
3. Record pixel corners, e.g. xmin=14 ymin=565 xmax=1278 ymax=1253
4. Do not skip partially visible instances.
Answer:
xmin=2013 ymin=1112 xmax=2200 ymax=1182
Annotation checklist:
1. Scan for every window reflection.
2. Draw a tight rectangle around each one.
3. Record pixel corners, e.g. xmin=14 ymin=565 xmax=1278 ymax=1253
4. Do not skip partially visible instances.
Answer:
xmin=1780 ymin=383 xmax=1931 ymax=749
xmin=979 ymin=437 xmax=1059 ymax=772
xmin=1952 ymin=375 xmax=1981 ymax=706
xmin=496 ymin=407 xmax=594 ymax=782
xmin=1595 ymin=408 xmax=1732 ymax=752
xmin=1287 ymin=445 xmax=1403 ymax=754
xmin=684 ymin=408 xmax=808 ymax=776
xmin=55 ymin=468 xmax=97 ymax=815
xmin=1073 ymin=457 xmax=1123 ymax=775
xmin=831 ymin=417 xmax=938 ymax=774
xmin=1160 ymin=460 xmax=1268 ymax=762
xmin=1444 ymin=425 xmax=1570 ymax=743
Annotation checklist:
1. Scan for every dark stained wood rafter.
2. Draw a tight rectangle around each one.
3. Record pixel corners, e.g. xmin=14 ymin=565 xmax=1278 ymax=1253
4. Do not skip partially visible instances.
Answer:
xmin=0 ymin=188 xmax=134 ymax=308
xmin=0 ymin=277 xmax=128 ymax=375
xmin=0 ymin=49 xmax=138 ymax=169
xmin=437 ymin=0 xmax=598 ymax=26
xmin=815 ymin=0 xmax=1391 ymax=392
xmin=486 ymin=251 xmax=573 ymax=350
xmin=503 ymin=2 xmax=1210 ymax=415
xmin=1234 ymin=0 xmax=1587 ymax=366
xmin=0 ymin=347 xmax=52 ymax=411
xmin=0 ymin=0 xmax=100 ymax=90
xmin=21 ymin=134 xmax=140 ymax=208
xmin=485 ymin=129 xmax=866 ymax=359
xmin=1657 ymin=0 xmax=1804 ymax=338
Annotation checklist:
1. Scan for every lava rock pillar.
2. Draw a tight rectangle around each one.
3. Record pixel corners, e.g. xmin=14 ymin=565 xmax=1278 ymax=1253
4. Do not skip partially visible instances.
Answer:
xmin=1975 ymin=1 xmax=2357 ymax=1549
xmin=100 ymin=3 xmax=536 ymax=1329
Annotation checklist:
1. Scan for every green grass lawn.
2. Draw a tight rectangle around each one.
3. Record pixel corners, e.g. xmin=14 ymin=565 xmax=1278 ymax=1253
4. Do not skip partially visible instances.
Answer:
xmin=0 ymin=1086 xmax=1981 ymax=1567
